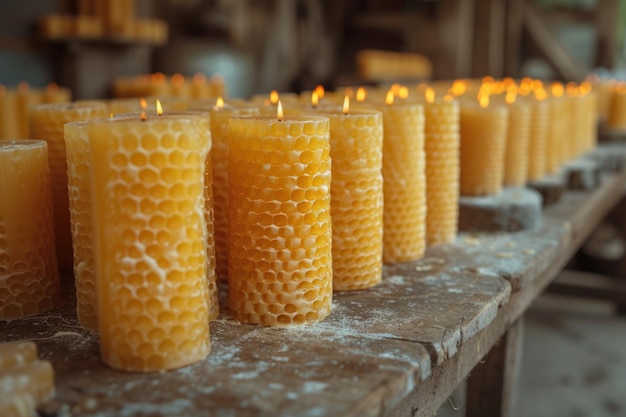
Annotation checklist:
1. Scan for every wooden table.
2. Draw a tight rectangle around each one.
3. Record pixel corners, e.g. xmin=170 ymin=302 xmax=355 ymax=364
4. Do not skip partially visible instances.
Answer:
xmin=2 ymin=154 xmax=625 ymax=417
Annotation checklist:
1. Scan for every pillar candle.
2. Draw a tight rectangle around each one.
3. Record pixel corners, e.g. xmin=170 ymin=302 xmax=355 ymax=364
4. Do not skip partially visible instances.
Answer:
xmin=502 ymin=97 xmax=531 ymax=185
xmin=88 ymin=113 xmax=212 ymax=371
xmin=317 ymin=107 xmax=383 ymax=290
xmin=0 ymin=341 xmax=37 ymax=368
xmin=43 ymin=83 xmax=71 ymax=104
xmin=0 ymin=360 xmax=55 ymax=417
xmin=0 ymin=140 xmax=60 ymax=320
xmin=546 ymin=96 xmax=568 ymax=173
xmin=459 ymin=97 xmax=508 ymax=195
xmin=0 ymin=86 xmax=19 ymax=139
xmin=607 ymin=84 xmax=626 ymax=130
xmin=525 ymin=95 xmax=549 ymax=181
xmin=379 ymin=98 xmax=426 ymax=262
xmin=29 ymin=101 xmax=108 ymax=272
xmin=423 ymin=94 xmax=460 ymax=246
xmin=228 ymin=114 xmax=332 ymax=326
xmin=16 ymin=83 xmax=43 ymax=139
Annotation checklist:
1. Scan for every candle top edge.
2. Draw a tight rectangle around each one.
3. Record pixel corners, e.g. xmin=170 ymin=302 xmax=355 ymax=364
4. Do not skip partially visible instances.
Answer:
xmin=0 ymin=139 xmax=47 ymax=151
xmin=30 ymin=100 xmax=107 ymax=112
xmin=89 ymin=112 xmax=210 ymax=124
xmin=229 ymin=115 xmax=331 ymax=123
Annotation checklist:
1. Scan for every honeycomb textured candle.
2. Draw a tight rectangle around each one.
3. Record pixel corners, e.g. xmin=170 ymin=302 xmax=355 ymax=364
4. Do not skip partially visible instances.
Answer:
xmin=29 ymin=101 xmax=108 ymax=271
xmin=526 ymin=98 xmax=550 ymax=180
xmin=88 ymin=115 xmax=212 ymax=371
xmin=546 ymin=97 xmax=568 ymax=173
xmin=381 ymin=103 xmax=426 ymax=262
xmin=0 ymin=140 xmax=60 ymax=320
xmin=205 ymin=105 xmax=259 ymax=306
xmin=228 ymin=116 xmax=332 ymax=326
xmin=459 ymin=103 xmax=508 ymax=196
xmin=503 ymin=102 xmax=531 ymax=186
xmin=424 ymin=100 xmax=460 ymax=246
xmin=323 ymin=109 xmax=383 ymax=290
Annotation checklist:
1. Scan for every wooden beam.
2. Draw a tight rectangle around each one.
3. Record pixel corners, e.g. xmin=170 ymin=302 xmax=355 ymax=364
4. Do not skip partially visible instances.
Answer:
xmin=523 ymin=3 xmax=587 ymax=81
xmin=504 ymin=0 xmax=524 ymax=77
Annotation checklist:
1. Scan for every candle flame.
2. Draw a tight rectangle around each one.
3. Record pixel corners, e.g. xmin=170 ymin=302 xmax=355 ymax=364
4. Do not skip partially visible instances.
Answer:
xmin=551 ymin=82 xmax=564 ymax=98
xmin=311 ymin=91 xmax=319 ymax=108
xmin=153 ymin=72 xmax=166 ymax=85
xmin=356 ymin=87 xmax=366 ymax=102
xmin=531 ymin=79 xmax=544 ymax=91
xmin=534 ymin=88 xmax=547 ymax=101
xmin=579 ymin=81 xmax=592 ymax=95
xmin=140 ymin=98 xmax=147 ymax=109
xmin=192 ymin=72 xmax=207 ymax=85
xmin=110 ymin=112 xmax=114 ymax=118
xmin=505 ymin=90 xmax=517 ymax=104
xmin=385 ymin=90 xmax=395 ymax=106
xmin=398 ymin=86 xmax=409 ymax=99
xmin=171 ymin=73 xmax=185 ymax=87
xmin=46 ymin=82 xmax=59 ymax=92
xmin=451 ymin=80 xmax=466 ymax=96
xmin=277 ymin=100 xmax=284 ymax=121
xmin=156 ymin=99 xmax=163 ymax=115
xmin=566 ymin=82 xmax=577 ymax=96
xmin=343 ymin=95 xmax=350 ymax=114
xmin=502 ymin=77 xmax=515 ymax=87
xmin=425 ymin=87 xmax=435 ymax=104
xmin=314 ymin=84 xmax=325 ymax=99
xmin=215 ymin=96 xmax=225 ymax=109
xmin=270 ymin=90 xmax=279 ymax=104
xmin=390 ymin=83 xmax=401 ymax=95
xmin=443 ymin=94 xmax=454 ymax=102
xmin=482 ymin=75 xmax=495 ymax=84
xmin=141 ymin=111 xmax=147 ymax=121
xmin=478 ymin=93 xmax=489 ymax=108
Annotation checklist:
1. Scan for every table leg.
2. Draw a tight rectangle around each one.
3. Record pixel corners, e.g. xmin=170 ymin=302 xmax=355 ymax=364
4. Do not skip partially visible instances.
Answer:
xmin=465 ymin=317 xmax=524 ymax=417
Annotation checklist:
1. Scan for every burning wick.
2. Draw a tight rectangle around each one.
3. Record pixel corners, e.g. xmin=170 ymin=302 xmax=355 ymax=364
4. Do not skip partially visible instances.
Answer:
xmin=277 ymin=100 xmax=284 ymax=121
xmin=311 ymin=91 xmax=319 ymax=109
xmin=343 ymin=95 xmax=350 ymax=115
xmin=156 ymin=99 xmax=163 ymax=116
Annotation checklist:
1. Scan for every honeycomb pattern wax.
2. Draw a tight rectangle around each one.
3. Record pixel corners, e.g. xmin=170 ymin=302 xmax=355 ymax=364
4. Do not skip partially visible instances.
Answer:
xmin=228 ymin=115 xmax=333 ymax=326
xmin=0 ymin=341 xmax=37 ymax=369
xmin=526 ymin=97 xmax=550 ymax=181
xmin=0 ymin=140 xmax=60 ymax=320
xmin=199 ymin=104 xmax=259 ymax=307
xmin=424 ymin=99 xmax=460 ymax=246
xmin=380 ymin=102 xmax=426 ymax=263
xmin=88 ymin=114 xmax=212 ymax=371
xmin=459 ymin=101 xmax=508 ymax=196
xmin=320 ymin=108 xmax=383 ymax=290
xmin=503 ymin=101 xmax=531 ymax=186
xmin=546 ymin=97 xmax=568 ymax=173
xmin=29 ymin=101 xmax=108 ymax=272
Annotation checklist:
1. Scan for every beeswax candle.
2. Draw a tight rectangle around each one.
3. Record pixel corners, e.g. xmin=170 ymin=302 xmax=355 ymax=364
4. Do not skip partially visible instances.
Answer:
xmin=318 ymin=106 xmax=383 ymax=290
xmin=30 ymin=101 xmax=108 ymax=272
xmin=526 ymin=93 xmax=550 ymax=181
xmin=0 ymin=86 xmax=19 ymax=139
xmin=379 ymin=96 xmax=426 ymax=262
xmin=0 ymin=341 xmax=37 ymax=369
xmin=0 ymin=360 xmax=55 ymax=416
xmin=0 ymin=140 xmax=60 ymax=320
xmin=607 ymin=84 xmax=626 ymax=130
xmin=502 ymin=96 xmax=531 ymax=186
xmin=423 ymin=92 xmax=460 ymax=246
xmin=228 ymin=114 xmax=332 ymax=326
xmin=16 ymin=83 xmax=43 ymax=139
xmin=88 ymin=113 xmax=212 ymax=371
xmin=459 ymin=97 xmax=508 ymax=196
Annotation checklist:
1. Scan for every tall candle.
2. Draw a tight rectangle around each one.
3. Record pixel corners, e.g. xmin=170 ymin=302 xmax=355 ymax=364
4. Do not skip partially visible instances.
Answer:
xmin=379 ymin=96 xmax=426 ymax=262
xmin=0 ymin=140 xmax=60 ymax=320
xmin=502 ymin=97 xmax=531 ymax=185
xmin=88 ymin=113 xmax=212 ymax=371
xmin=526 ymin=93 xmax=550 ymax=181
xmin=16 ymin=83 xmax=43 ymax=139
xmin=459 ymin=96 xmax=508 ymax=195
xmin=317 ymin=106 xmax=383 ymax=290
xmin=29 ymin=101 xmax=108 ymax=272
xmin=228 ymin=114 xmax=332 ymax=326
xmin=607 ymin=83 xmax=626 ymax=130
xmin=0 ymin=86 xmax=19 ymax=139
xmin=423 ymin=93 xmax=460 ymax=246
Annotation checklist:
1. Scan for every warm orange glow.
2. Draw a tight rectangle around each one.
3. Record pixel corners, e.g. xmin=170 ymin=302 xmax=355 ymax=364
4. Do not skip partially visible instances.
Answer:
xmin=425 ymin=87 xmax=435 ymax=104
xmin=390 ymin=83 xmax=401 ymax=95
xmin=109 ymin=112 xmax=114 ymax=118
xmin=518 ymin=81 xmax=532 ymax=96
xmin=482 ymin=75 xmax=495 ymax=84
xmin=343 ymin=95 xmax=350 ymax=114
xmin=551 ymin=82 xmax=564 ymax=98
xmin=478 ymin=93 xmax=489 ymax=108
xmin=140 ymin=98 xmax=147 ymax=109
xmin=140 ymin=111 xmax=147 ymax=121
xmin=443 ymin=94 xmax=454 ymax=102
xmin=492 ymin=81 xmax=505 ymax=95
xmin=277 ymin=100 xmax=284 ymax=121
xmin=192 ymin=72 xmax=207 ymax=85
xmin=311 ymin=91 xmax=319 ymax=108
xmin=0 ymin=85 xmax=5 ymax=94
xmin=416 ymin=82 xmax=429 ymax=93
xmin=215 ymin=96 xmax=225 ymax=109
xmin=314 ymin=84 xmax=325 ymax=99
xmin=263 ymin=99 xmax=270 ymax=106
xmin=46 ymin=82 xmax=59 ymax=92
xmin=531 ymin=79 xmax=544 ymax=91
xmin=502 ymin=77 xmax=515 ymax=87
xmin=171 ymin=73 xmax=185 ymax=87
xmin=534 ymin=88 xmax=547 ymax=101
xmin=616 ymin=82 xmax=626 ymax=94
xmin=505 ymin=90 xmax=517 ymax=104
xmin=156 ymin=99 xmax=163 ymax=115
xmin=356 ymin=87 xmax=366 ymax=102
xmin=566 ymin=82 xmax=578 ymax=96
xmin=579 ymin=81 xmax=592 ymax=95
xmin=451 ymin=80 xmax=467 ymax=96
xmin=270 ymin=90 xmax=279 ymax=104
xmin=398 ymin=86 xmax=409 ymax=99
xmin=385 ymin=90 xmax=395 ymax=106
xmin=152 ymin=72 xmax=166 ymax=85
xmin=344 ymin=87 xmax=354 ymax=99
xmin=17 ymin=81 xmax=29 ymax=92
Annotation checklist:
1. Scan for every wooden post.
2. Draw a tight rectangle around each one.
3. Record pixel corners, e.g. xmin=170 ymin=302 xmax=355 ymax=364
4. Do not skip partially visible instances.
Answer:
xmin=504 ymin=0 xmax=524 ymax=77
xmin=466 ymin=318 xmax=524 ymax=417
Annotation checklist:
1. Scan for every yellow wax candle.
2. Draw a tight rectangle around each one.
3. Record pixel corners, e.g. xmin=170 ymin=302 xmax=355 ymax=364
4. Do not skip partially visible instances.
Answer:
xmin=582 ymin=89 xmax=598 ymax=152
xmin=379 ymin=97 xmax=426 ymax=262
xmin=317 ymin=106 xmax=383 ymax=290
xmin=0 ymin=86 xmax=19 ymax=139
xmin=0 ymin=341 xmax=37 ymax=369
xmin=43 ymin=83 xmax=71 ymax=104
xmin=0 ymin=140 xmax=60 ymax=320
xmin=423 ymin=93 xmax=460 ymax=246
xmin=525 ymin=94 xmax=550 ymax=181
xmin=88 ymin=113 xmax=212 ymax=371
xmin=546 ymin=96 xmax=568 ymax=173
xmin=0 ymin=360 xmax=55 ymax=415
xmin=459 ymin=96 xmax=508 ymax=195
xmin=29 ymin=101 xmax=108 ymax=272
xmin=228 ymin=114 xmax=332 ymax=326
xmin=502 ymin=97 xmax=531 ymax=186
xmin=16 ymin=83 xmax=43 ymax=139
xmin=607 ymin=83 xmax=626 ymax=130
